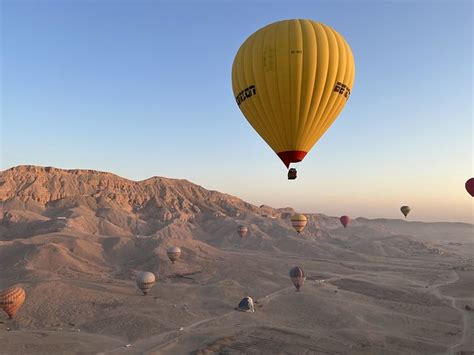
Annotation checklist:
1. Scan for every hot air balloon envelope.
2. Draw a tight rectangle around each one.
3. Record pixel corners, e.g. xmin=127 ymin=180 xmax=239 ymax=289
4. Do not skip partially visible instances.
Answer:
xmin=466 ymin=178 xmax=474 ymax=197
xmin=289 ymin=266 xmax=306 ymax=291
xmin=237 ymin=226 xmax=249 ymax=238
xmin=0 ymin=286 xmax=26 ymax=319
xmin=236 ymin=296 xmax=255 ymax=312
xmin=232 ymin=19 xmax=355 ymax=169
xmin=400 ymin=206 xmax=411 ymax=218
xmin=340 ymin=215 xmax=351 ymax=228
xmin=136 ymin=271 xmax=156 ymax=295
xmin=290 ymin=213 xmax=307 ymax=233
xmin=167 ymin=246 xmax=182 ymax=264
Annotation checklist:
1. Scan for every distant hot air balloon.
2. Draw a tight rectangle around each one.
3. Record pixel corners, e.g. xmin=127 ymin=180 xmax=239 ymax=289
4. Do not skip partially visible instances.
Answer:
xmin=0 ymin=287 xmax=26 ymax=319
xmin=136 ymin=271 xmax=155 ymax=296
xmin=400 ymin=206 xmax=411 ymax=218
xmin=466 ymin=178 xmax=474 ymax=197
xmin=167 ymin=246 xmax=181 ymax=264
xmin=290 ymin=213 xmax=307 ymax=233
xmin=289 ymin=266 xmax=306 ymax=291
xmin=237 ymin=226 xmax=248 ymax=238
xmin=340 ymin=215 xmax=351 ymax=228
xmin=232 ymin=19 xmax=355 ymax=178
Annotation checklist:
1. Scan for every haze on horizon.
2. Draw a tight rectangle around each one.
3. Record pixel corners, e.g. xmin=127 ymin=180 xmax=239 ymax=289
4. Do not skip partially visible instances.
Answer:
xmin=1 ymin=0 xmax=472 ymax=223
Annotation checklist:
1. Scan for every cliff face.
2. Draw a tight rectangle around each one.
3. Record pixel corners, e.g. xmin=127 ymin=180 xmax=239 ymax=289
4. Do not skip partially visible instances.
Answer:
xmin=0 ymin=165 xmax=271 ymax=237
xmin=0 ymin=165 xmax=259 ymax=215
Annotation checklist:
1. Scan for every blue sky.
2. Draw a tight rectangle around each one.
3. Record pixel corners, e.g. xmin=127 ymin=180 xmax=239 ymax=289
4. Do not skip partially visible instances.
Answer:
xmin=1 ymin=0 xmax=472 ymax=222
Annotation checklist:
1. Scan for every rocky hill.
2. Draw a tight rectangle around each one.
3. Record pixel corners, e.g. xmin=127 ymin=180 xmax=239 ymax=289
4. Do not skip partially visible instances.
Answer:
xmin=0 ymin=165 xmax=295 ymax=238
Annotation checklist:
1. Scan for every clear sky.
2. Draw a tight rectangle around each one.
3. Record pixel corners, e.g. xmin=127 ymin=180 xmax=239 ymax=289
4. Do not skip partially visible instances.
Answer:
xmin=1 ymin=0 xmax=473 ymax=223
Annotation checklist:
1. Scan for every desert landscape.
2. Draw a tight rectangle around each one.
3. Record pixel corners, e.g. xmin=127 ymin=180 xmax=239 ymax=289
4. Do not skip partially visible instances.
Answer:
xmin=0 ymin=165 xmax=472 ymax=354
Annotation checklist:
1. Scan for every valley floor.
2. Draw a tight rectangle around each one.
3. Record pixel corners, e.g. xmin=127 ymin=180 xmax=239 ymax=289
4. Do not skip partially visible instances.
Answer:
xmin=1 ymin=246 xmax=473 ymax=355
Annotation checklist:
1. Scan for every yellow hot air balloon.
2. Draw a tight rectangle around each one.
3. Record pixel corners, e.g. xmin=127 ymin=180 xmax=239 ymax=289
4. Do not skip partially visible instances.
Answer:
xmin=290 ymin=213 xmax=307 ymax=233
xmin=0 ymin=286 xmax=26 ymax=319
xmin=232 ymin=19 xmax=355 ymax=177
